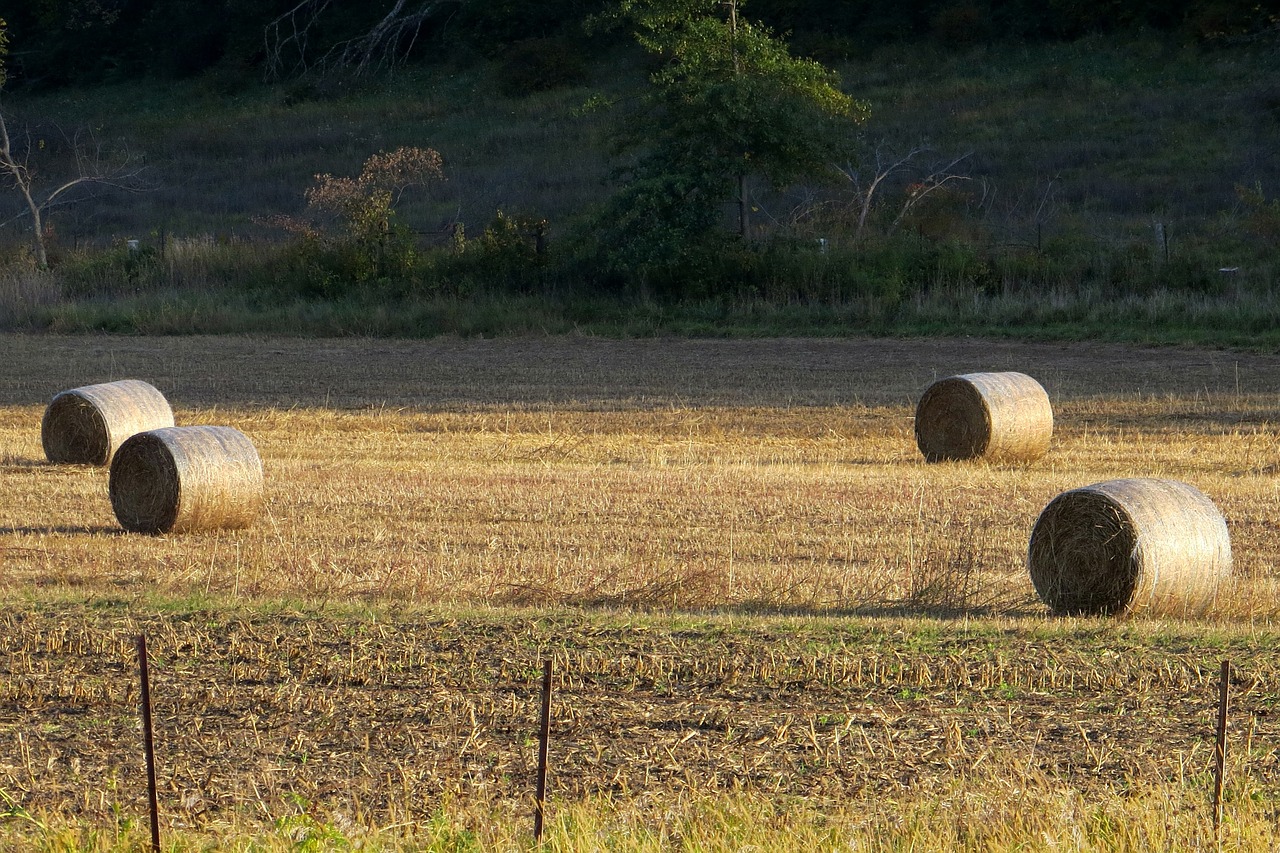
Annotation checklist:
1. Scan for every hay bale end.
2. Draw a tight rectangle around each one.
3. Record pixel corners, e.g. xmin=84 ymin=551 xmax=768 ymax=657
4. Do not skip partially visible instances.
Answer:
xmin=42 ymin=379 xmax=174 ymax=465
xmin=914 ymin=371 xmax=1053 ymax=462
xmin=1027 ymin=478 xmax=1232 ymax=617
xmin=109 ymin=425 xmax=264 ymax=534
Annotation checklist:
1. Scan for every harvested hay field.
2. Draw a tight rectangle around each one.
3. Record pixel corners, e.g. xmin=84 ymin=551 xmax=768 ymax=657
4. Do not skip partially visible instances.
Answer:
xmin=2 ymin=334 xmax=1280 ymax=615
xmin=3 ymin=333 xmax=1280 ymax=845
xmin=1 ymin=605 xmax=1278 ymax=841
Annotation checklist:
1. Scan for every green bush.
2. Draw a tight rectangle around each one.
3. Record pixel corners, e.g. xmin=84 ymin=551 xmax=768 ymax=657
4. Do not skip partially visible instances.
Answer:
xmin=58 ymin=243 xmax=163 ymax=298
xmin=239 ymin=233 xmax=421 ymax=300
xmin=497 ymin=37 xmax=589 ymax=96
xmin=422 ymin=211 xmax=552 ymax=295
xmin=1237 ymin=183 xmax=1280 ymax=240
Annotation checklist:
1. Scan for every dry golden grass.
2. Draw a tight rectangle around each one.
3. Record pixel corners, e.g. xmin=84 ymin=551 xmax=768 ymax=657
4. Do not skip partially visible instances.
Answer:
xmin=4 ymin=334 xmax=1280 ymax=849
xmin=2 ymin=333 xmax=1280 ymax=617
xmin=9 ymin=781 xmax=1280 ymax=851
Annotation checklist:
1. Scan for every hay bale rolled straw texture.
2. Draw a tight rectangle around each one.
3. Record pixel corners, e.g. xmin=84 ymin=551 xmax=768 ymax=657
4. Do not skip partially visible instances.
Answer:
xmin=41 ymin=380 xmax=174 ymax=465
xmin=914 ymin=371 xmax=1053 ymax=462
xmin=109 ymin=426 xmax=264 ymax=534
xmin=1028 ymin=478 xmax=1232 ymax=617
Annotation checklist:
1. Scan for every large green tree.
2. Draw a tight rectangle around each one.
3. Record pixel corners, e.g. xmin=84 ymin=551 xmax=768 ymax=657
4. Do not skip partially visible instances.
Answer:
xmin=597 ymin=0 xmax=867 ymax=284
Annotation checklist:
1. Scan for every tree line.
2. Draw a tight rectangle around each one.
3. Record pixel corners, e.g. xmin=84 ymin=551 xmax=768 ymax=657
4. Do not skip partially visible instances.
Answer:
xmin=0 ymin=0 xmax=1271 ymax=89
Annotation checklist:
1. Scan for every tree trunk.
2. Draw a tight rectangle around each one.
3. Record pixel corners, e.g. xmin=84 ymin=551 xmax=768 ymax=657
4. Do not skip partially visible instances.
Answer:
xmin=727 ymin=1 xmax=748 ymax=239
xmin=0 ymin=112 xmax=49 ymax=269
xmin=30 ymin=205 xmax=47 ymax=269
xmin=12 ymin=173 xmax=48 ymax=269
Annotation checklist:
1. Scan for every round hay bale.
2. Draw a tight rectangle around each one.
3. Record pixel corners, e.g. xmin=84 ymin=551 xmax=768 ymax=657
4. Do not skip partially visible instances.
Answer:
xmin=42 ymin=380 xmax=175 ymax=465
xmin=109 ymin=426 xmax=264 ymax=534
xmin=914 ymin=371 xmax=1052 ymax=462
xmin=1028 ymin=478 xmax=1232 ymax=617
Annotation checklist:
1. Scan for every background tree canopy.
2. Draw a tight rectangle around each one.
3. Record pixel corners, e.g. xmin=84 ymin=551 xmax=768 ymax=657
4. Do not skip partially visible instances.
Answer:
xmin=591 ymin=0 xmax=867 ymax=288
xmin=0 ymin=0 xmax=1271 ymax=88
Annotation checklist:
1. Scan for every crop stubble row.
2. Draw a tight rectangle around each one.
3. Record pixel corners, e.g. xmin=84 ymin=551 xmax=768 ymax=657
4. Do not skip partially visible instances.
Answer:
xmin=1 ymin=608 xmax=1277 ymax=826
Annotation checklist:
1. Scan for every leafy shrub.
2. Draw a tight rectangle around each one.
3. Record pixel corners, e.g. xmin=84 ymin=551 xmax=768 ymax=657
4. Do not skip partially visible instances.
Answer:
xmin=256 ymin=146 xmax=445 ymax=293
xmin=305 ymin=147 xmax=445 ymax=245
xmin=497 ymin=37 xmax=589 ymax=96
xmin=931 ymin=3 xmax=992 ymax=48
xmin=426 ymin=210 xmax=551 ymax=295
xmin=1237 ymin=182 xmax=1280 ymax=240
xmin=58 ymin=243 xmax=163 ymax=298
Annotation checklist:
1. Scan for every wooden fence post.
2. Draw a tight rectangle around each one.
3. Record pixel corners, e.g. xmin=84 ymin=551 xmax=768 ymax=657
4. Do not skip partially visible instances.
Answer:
xmin=534 ymin=658 xmax=553 ymax=844
xmin=1213 ymin=658 xmax=1230 ymax=849
xmin=137 ymin=634 xmax=161 ymax=853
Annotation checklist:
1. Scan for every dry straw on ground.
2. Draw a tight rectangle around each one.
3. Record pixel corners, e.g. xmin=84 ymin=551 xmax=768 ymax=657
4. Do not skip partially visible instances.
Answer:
xmin=40 ymin=379 xmax=174 ymax=465
xmin=914 ymin=371 xmax=1053 ymax=462
xmin=109 ymin=425 xmax=264 ymax=534
xmin=1027 ymin=478 xmax=1232 ymax=617
xmin=6 ymin=335 xmax=1280 ymax=615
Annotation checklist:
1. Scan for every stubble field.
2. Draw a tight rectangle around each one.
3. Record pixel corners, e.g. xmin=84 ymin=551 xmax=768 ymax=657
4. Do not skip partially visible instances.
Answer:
xmin=2 ymin=334 xmax=1280 ymax=850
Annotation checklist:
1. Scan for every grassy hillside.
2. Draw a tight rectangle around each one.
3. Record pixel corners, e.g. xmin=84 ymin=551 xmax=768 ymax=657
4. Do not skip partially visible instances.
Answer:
xmin=0 ymin=33 xmax=1277 ymax=340
xmin=6 ymin=35 xmax=1275 ymax=246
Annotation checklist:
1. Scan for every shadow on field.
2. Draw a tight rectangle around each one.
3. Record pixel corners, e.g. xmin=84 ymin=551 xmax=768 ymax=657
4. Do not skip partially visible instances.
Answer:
xmin=695 ymin=603 xmax=1050 ymax=620
xmin=1 ymin=457 xmax=55 ymax=469
xmin=0 ymin=525 xmax=124 ymax=537
xmin=497 ymin=580 xmax=1046 ymax=620
xmin=812 ymin=603 xmax=1049 ymax=620
xmin=1 ymin=458 xmax=129 ymax=473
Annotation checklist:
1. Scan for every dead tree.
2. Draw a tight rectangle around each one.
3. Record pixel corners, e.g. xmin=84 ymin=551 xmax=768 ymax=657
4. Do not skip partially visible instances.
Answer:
xmin=0 ymin=110 xmax=146 ymax=269
xmin=264 ymin=0 xmax=457 ymax=81
xmin=835 ymin=147 xmax=973 ymax=238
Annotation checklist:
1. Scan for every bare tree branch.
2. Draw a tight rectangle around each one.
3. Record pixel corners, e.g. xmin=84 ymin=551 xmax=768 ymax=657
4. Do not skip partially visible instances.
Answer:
xmin=835 ymin=146 xmax=927 ymax=237
xmin=0 ymin=109 xmax=149 ymax=269
xmin=889 ymin=151 xmax=973 ymax=234
xmin=264 ymin=0 xmax=338 ymax=81
xmin=264 ymin=0 xmax=458 ymax=82
xmin=827 ymin=145 xmax=973 ymax=239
